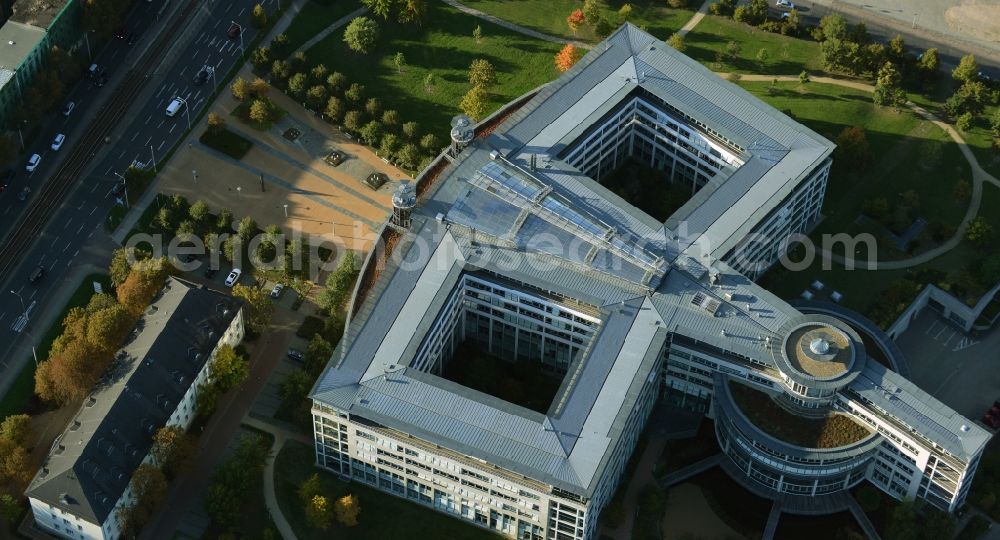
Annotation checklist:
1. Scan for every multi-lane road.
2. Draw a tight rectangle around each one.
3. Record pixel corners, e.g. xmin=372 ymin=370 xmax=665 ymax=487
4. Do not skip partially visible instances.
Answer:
xmin=0 ymin=0 xmax=278 ymax=376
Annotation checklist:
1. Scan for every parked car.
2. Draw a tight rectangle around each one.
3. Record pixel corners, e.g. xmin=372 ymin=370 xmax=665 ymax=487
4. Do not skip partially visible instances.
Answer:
xmin=62 ymin=101 xmax=76 ymax=116
xmin=0 ymin=169 xmax=14 ymax=192
xmin=96 ymin=72 xmax=109 ymax=87
xmin=286 ymin=349 xmax=305 ymax=363
xmin=25 ymin=154 xmax=41 ymax=173
xmin=227 ymin=23 xmax=242 ymax=39
xmin=324 ymin=150 xmax=345 ymax=166
xmin=776 ymin=0 xmax=795 ymax=8
xmin=51 ymin=133 xmax=66 ymax=151
xmin=270 ymin=283 xmax=285 ymax=298
xmin=114 ymin=26 xmax=127 ymax=39
xmin=28 ymin=265 xmax=44 ymax=284
xmin=224 ymin=268 xmax=242 ymax=287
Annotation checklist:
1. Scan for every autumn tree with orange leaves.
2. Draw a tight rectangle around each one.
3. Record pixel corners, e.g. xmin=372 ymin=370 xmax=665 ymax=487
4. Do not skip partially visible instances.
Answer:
xmin=555 ymin=44 xmax=582 ymax=72
xmin=566 ymin=9 xmax=584 ymax=36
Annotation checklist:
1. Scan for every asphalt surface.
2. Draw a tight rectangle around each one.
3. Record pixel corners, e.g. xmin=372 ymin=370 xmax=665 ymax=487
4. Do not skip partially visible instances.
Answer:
xmin=0 ymin=0 xmax=279 ymax=373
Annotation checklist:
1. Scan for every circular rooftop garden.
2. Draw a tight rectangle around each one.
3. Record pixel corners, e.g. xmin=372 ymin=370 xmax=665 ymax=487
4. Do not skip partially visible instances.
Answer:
xmin=728 ymin=381 xmax=872 ymax=449
xmin=785 ymin=323 xmax=853 ymax=379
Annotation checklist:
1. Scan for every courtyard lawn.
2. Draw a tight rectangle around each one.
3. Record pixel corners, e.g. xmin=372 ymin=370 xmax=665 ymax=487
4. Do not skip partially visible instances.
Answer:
xmin=684 ymin=15 xmax=823 ymax=75
xmin=274 ymin=440 xmax=502 ymax=540
xmin=282 ymin=0 xmax=363 ymax=53
xmin=962 ymin=103 xmax=1000 ymax=180
xmin=442 ymin=343 xmax=563 ymax=414
xmin=740 ymin=81 xmax=969 ymax=256
xmin=458 ymin=0 xmax=695 ymax=42
xmin=304 ymin=2 xmax=563 ymax=138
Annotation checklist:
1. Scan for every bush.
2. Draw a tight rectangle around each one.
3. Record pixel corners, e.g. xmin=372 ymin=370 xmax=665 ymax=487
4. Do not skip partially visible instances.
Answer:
xmin=199 ymin=128 xmax=253 ymax=160
xmin=297 ymin=316 xmax=326 ymax=339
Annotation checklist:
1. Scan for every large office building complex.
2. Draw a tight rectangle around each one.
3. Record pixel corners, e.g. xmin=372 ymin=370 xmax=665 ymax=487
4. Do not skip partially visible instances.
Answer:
xmin=310 ymin=24 xmax=989 ymax=540
xmin=26 ymin=278 xmax=243 ymax=540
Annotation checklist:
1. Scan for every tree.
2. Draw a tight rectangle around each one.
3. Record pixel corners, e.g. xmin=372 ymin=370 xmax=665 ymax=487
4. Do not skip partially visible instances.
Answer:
xmin=967 ymin=217 xmax=994 ymax=247
xmin=873 ymin=61 xmax=906 ymax=108
xmin=206 ymin=112 xmax=225 ymax=134
xmin=566 ymin=9 xmax=585 ymax=35
xmin=834 ymin=126 xmax=871 ymax=171
xmin=176 ymin=219 xmax=195 ymax=236
xmin=195 ymin=382 xmax=220 ymax=418
xmin=397 ymin=143 xmax=420 ymax=169
xmin=237 ymin=215 xmax=257 ymax=242
xmin=232 ymin=284 xmax=274 ymax=333
xmin=393 ymin=51 xmax=406 ymax=73
xmin=250 ymin=77 xmax=270 ymax=98
xmin=420 ymin=133 xmax=441 ymax=151
xmin=362 ymin=0 xmax=394 ymax=19
xmin=819 ymin=13 xmax=848 ymax=41
xmin=667 ymin=34 xmax=686 ymax=53
xmin=344 ymin=17 xmax=380 ymax=54
xmin=952 ymin=54 xmax=979 ymax=84
xmin=343 ymin=110 xmax=364 ymax=132
xmin=319 ymin=251 xmax=359 ymax=311
xmin=249 ymin=99 xmax=270 ymax=124
xmin=231 ymin=77 xmax=250 ymax=101
xmin=305 ymin=334 xmax=333 ymax=376
xmin=594 ymin=18 xmax=613 ymax=38
xmin=334 ymin=494 xmax=361 ymax=526
xmin=618 ymin=3 xmax=632 ymax=21
xmin=398 ymin=0 xmax=426 ymax=25
xmin=110 ymin=248 xmax=134 ymax=287
xmin=288 ymin=73 xmax=308 ymax=97
xmin=888 ymin=34 xmax=906 ymax=63
xmin=209 ymin=344 xmax=250 ymax=391
xmin=279 ymin=369 xmax=315 ymax=428
xmin=117 ymin=260 xmax=169 ymax=318
xmin=0 ymin=415 xmax=32 ymax=447
xmin=189 ymin=200 xmax=209 ymax=225
xmin=217 ymin=208 xmax=234 ymax=231
xmin=460 ymin=85 xmax=489 ymax=120
xmin=473 ymin=24 xmax=483 ymax=43
xmin=402 ymin=121 xmax=420 ymax=140
xmin=918 ymin=48 xmax=939 ymax=74
xmin=555 ymin=44 xmax=581 ymax=73
xmin=365 ymin=97 xmax=383 ymax=117
xmin=251 ymin=46 xmax=270 ymax=69
xmin=946 ymin=81 xmax=989 ymax=116
xmin=423 ymin=72 xmax=436 ymax=93
xmin=271 ymin=32 xmax=289 ymax=51
xmin=956 ymin=112 xmax=973 ymax=131
xmin=307 ymin=495 xmax=334 ymax=529
xmin=755 ymin=48 xmax=769 ymax=70
xmin=359 ymin=121 xmax=383 ymax=147
xmin=151 ymin=426 xmax=197 ymax=477
xmin=251 ymin=3 xmax=267 ymax=28
xmin=379 ymin=133 xmax=400 ymax=158
xmin=325 ymin=96 xmax=345 ymax=122
xmin=345 ymin=82 xmax=365 ymax=103
xmin=306 ymin=85 xmax=328 ymax=110
xmin=666 ymin=0 xmax=688 ymax=6
xmin=991 ymin=108 xmax=1000 ymax=137
xmin=271 ymin=59 xmax=291 ymax=81
xmin=86 ymin=304 xmax=133 ymax=355
xmin=468 ymin=59 xmax=496 ymax=88
xmin=799 ymin=70 xmax=810 ymax=85
xmin=327 ymin=71 xmax=347 ymax=93
xmin=582 ymin=0 xmax=602 ymax=25
xmin=129 ymin=464 xmax=168 ymax=525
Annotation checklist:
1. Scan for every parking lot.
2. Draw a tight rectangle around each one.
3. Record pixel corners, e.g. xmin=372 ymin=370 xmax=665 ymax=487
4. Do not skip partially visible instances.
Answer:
xmin=896 ymin=309 xmax=1000 ymax=423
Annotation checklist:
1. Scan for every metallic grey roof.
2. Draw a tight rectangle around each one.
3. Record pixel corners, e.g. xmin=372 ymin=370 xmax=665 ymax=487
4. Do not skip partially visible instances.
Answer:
xmin=26 ymin=278 xmax=242 ymax=524
xmin=0 ymin=21 xmax=45 ymax=79
xmin=312 ymin=23 xmax=988 ymax=496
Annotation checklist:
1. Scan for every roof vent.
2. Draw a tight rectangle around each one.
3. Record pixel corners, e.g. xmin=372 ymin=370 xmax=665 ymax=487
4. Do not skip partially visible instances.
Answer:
xmin=8 ymin=41 xmax=14 ymax=46
xmin=961 ymin=424 xmax=971 ymax=433
xmin=70 ymin=421 xmax=81 ymax=431
xmin=85 ymin=396 xmax=97 ymax=407
xmin=59 ymin=493 xmax=71 ymax=505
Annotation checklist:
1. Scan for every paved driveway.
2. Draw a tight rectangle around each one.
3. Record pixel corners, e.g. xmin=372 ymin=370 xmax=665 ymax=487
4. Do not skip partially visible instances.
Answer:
xmin=897 ymin=310 xmax=1000 ymax=422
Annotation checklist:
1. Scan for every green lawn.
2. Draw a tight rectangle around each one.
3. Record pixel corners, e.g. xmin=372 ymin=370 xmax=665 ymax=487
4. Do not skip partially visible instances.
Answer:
xmin=304 ymin=2 xmax=563 ymax=139
xmin=741 ymin=81 xmax=969 ymax=254
xmin=199 ymin=127 xmax=253 ymax=159
xmin=685 ymin=15 xmax=823 ymax=75
xmin=274 ymin=440 xmax=501 ymax=540
xmin=963 ymin=103 xmax=1000 ymax=180
xmin=459 ymin=0 xmax=695 ymax=42
xmin=0 ymin=272 xmax=111 ymax=419
xmin=282 ymin=0 xmax=363 ymax=54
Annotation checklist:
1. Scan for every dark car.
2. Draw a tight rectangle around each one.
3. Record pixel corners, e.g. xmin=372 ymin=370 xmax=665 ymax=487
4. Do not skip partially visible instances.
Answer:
xmin=28 ymin=265 xmax=44 ymax=284
xmin=0 ymin=169 xmax=13 ymax=192
xmin=204 ymin=267 xmax=218 ymax=279
xmin=286 ymin=349 xmax=305 ymax=363
xmin=324 ymin=150 xmax=345 ymax=166
xmin=227 ymin=23 xmax=242 ymax=39
xmin=365 ymin=172 xmax=388 ymax=190
xmin=983 ymin=414 xmax=1000 ymax=430
xmin=114 ymin=26 xmax=127 ymax=39
xmin=193 ymin=65 xmax=212 ymax=85
xmin=95 ymin=72 xmax=108 ymax=87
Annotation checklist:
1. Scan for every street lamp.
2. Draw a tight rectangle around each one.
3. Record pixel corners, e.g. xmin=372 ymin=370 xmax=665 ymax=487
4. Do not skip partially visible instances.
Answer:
xmin=192 ymin=169 xmax=198 ymax=183
xmin=236 ymin=186 xmax=242 ymax=198
xmin=282 ymin=204 xmax=288 ymax=218
xmin=113 ymin=172 xmax=129 ymax=207
xmin=149 ymin=144 xmax=157 ymax=173
xmin=232 ymin=21 xmax=245 ymax=54
xmin=9 ymin=290 xmax=37 ymax=366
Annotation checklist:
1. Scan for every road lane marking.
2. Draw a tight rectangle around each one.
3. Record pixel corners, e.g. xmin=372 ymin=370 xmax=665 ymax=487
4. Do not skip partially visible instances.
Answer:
xmin=157 ymin=120 xmax=164 ymax=129
xmin=64 ymin=217 xmax=73 ymax=229
xmin=131 ymin=132 xmax=139 ymax=142
xmin=215 ymin=57 xmax=224 ymax=69
xmin=89 ymin=207 xmax=97 ymax=216
xmin=63 ymin=242 xmax=71 ymax=252
xmin=0 ymin=313 xmax=6 ymax=324
xmin=158 ymin=140 xmax=166 ymax=151
xmin=193 ymin=49 xmax=201 ymax=60
xmin=169 ymin=124 xmax=176 ymax=134
xmin=29 ymin=289 xmax=36 ymax=300
xmin=118 ymin=150 xmax=126 ymax=159
xmin=48 ymin=260 xmax=57 ymax=271
xmin=145 ymin=136 xmax=152 ymax=147
xmin=76 ymin=224 xmax=85 ymax=235
xmin=38 ymin=255 xmax=45 ymax=265
xmin=238 ymin=7 xmax=245 ymax=16
xmin=88 ymin=230 xmax=94 ymax=239
xmin=942 ymin=330 xmax=956 ymax=347
xmin=925 ymin=320 xmax=939 ymax=334
xmin=179 ymin=66 xmax=187 ymax=77
xmin=219 ymin=40 xmax=227 ymax=53
xmin=13 ymin=286 xmax=22 ymax=295
xmin=72 ymin=250 xmax=79 ymax=259
xmin=214 ymin=19 xmax=221 ymax=29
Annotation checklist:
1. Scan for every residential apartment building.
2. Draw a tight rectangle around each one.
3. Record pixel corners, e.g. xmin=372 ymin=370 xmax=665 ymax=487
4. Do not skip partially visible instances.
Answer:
xmin=25 ymin=278 xmax=243 ymax=540
xmin=309 ymin=24 xmax=989 ymax=540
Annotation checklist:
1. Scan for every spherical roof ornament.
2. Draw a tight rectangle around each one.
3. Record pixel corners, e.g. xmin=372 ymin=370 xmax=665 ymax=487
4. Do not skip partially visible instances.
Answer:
xmin=809 ymin=338 xmax=830 ymax=355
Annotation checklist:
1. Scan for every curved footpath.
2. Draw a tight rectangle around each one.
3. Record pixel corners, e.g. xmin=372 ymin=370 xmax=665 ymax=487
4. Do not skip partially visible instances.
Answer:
xmin=730 ymin=73 xmax=1000 ymax=270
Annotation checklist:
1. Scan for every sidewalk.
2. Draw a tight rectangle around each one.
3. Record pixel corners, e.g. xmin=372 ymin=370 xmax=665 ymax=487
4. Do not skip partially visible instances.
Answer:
xmin=242 ymin=415 xmax=313 ymax=540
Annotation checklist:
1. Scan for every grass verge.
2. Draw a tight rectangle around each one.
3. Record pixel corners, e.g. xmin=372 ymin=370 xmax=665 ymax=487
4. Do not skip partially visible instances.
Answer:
xmin=684 ymin=14 xmax=822 ymax=74
xmin=282 ymin=0 xmax=363 ymax=53
xmin=274 ymin=440 xmax=501 ymax=539
xmin=199 ymin=127 xmax=254 ymax=159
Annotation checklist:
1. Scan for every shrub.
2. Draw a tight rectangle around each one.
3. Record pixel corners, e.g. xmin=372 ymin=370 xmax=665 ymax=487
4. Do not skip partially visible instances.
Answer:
xmin=343 ymin=17 xmax=380 ymax=54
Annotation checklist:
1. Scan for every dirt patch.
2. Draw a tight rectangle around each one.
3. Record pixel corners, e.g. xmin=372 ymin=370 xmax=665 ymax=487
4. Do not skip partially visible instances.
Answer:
xmin=945 ymin=1 xmax=1000 ymax=42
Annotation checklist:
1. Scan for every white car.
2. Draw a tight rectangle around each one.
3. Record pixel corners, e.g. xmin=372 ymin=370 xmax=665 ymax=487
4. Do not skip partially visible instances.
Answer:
xmin=776 ymin=0 xmax=795 ymax=8
xmin=270 ymin=283 xmax=284 ymax=298
xmin=25 ymin=154 xmax=41 ymax=172
xmin=224 ymin=268 xmax=242 ymax=287
xmin=51 ymin=133 xmax=66 ymax=151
